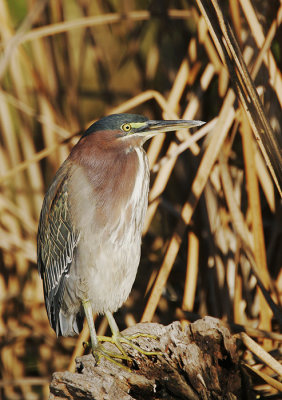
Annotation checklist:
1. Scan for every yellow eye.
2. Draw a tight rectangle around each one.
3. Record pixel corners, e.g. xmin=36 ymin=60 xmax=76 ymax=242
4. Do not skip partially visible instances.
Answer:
xmin=121 ymin=123 xmax=131 ymax=132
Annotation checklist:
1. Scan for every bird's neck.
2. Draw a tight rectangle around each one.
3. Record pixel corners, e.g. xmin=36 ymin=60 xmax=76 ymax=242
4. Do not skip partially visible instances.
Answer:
xmin=71 ymin=136 xmax=147 ymax=204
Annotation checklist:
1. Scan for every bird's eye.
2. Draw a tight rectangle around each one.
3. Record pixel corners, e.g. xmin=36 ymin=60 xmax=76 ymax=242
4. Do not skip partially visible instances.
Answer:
xmin=121 ymin=123 xmax=131 ymax=132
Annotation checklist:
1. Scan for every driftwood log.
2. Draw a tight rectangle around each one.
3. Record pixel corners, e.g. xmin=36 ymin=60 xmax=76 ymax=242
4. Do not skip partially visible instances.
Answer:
xmin=49 ymin=317 xmax=247 ymax=400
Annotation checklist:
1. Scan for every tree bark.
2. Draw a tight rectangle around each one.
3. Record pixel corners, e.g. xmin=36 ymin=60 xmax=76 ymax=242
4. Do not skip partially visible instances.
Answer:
xmin=49 ymin=317 xmax=248 ymax=400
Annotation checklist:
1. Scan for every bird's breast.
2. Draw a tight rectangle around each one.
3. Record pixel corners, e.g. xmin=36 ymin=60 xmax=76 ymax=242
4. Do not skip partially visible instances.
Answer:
xmin=109 ymin=147 xmax=149 ymax=244
xmin=68 ymin=145 xmax=150 ymax=245
xmin=66 ymin=146 xmax=150 ymax=312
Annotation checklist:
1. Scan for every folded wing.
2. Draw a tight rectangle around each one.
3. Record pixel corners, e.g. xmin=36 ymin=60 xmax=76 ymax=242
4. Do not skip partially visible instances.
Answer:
xmin=37 ymin=163 xmax=80 ymax=335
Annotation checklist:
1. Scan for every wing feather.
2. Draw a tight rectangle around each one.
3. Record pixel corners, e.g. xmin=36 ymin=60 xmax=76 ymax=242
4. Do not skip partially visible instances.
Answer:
xmin=37 ymin=163 xmax=80 ymax=334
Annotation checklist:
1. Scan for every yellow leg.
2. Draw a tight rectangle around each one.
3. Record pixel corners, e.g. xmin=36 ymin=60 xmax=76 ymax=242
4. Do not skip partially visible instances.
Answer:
xmin=82 ymin=300 xmax=131 ymax=370
xmin=104 ymin=311 xmax=162 ymax=357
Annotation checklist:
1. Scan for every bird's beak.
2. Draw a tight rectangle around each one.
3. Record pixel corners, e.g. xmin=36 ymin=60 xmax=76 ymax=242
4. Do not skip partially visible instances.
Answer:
xmin=134 ymin=119 xmax=205 ymax=140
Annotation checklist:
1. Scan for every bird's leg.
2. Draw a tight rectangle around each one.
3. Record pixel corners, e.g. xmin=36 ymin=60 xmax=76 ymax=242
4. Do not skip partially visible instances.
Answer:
xmin=82 ymin=299 xmax=99 ymax=351
xmin=82 ymin=300 xmax=131 ymax=368
xmin=99 ymin=311 xmax=162 ymax=357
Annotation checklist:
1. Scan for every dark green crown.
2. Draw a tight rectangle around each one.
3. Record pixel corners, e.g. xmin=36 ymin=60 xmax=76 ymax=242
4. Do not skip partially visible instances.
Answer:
xmin=84 ymin=113 xmax=148 ymax=136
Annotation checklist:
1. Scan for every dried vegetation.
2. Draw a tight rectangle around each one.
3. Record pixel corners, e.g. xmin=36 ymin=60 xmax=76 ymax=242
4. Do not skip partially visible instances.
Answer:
xmin=0 ymin=0 xmax=281 ymax=399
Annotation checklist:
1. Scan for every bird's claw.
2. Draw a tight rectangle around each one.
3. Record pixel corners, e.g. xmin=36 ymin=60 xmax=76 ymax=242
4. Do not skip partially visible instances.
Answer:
xmin=126 ymin=332 xmax=159 ymax=341
xmin=85 ymin=332 xmax=161 ymax=371
xmin=118 ymin=334 xmax=162 ymax=357
xmin=92 ymin=343 xmax=132 ymax=371
xmin=98 ymin=332 xmax=162 ymax=357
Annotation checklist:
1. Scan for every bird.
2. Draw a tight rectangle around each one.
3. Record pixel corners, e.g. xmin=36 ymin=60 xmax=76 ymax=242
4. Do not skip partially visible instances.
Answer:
xmin=37 ymin=113 xmax=205 ymax=365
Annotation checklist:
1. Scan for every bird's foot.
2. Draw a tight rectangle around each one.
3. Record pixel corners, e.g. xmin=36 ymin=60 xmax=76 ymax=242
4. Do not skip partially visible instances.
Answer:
xmin=83 ymin=340 xmax=132 ymax=371
xmin=98 ymin=332 xmax=162 ymax=357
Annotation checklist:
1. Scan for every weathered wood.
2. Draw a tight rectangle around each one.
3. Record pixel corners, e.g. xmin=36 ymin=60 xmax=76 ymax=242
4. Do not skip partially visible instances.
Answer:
xmin=49 ymin=317 xmax=245 ymax=400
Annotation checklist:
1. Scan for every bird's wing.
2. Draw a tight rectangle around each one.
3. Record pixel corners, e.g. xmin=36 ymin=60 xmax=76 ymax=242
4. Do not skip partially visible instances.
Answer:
xmin=37 ymin=162 xmax=80 ymax=334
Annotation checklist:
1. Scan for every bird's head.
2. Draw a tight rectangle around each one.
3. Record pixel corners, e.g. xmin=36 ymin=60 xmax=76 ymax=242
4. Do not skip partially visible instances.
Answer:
xmin=83 ymin=113 xmax=205 ymax=147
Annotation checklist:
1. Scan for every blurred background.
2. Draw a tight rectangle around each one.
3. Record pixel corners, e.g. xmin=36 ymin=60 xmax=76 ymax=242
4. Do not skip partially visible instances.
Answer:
xmin=0 ymin=0 xmax=281 ymax=399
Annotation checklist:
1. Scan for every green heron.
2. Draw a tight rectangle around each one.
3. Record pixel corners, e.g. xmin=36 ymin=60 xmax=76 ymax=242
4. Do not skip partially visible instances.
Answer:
xmin=37 ymin=113 xmax=204 ymax=365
